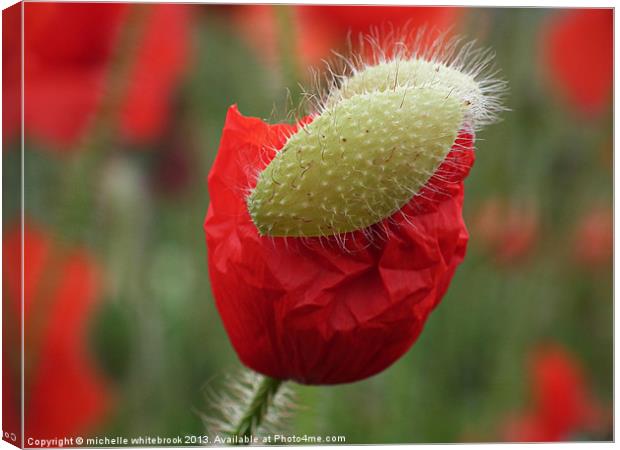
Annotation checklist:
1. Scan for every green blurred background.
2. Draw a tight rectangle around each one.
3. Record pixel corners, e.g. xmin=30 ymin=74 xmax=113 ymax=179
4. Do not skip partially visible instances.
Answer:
xmin=3 ymin=4 xmax=612 ymax=444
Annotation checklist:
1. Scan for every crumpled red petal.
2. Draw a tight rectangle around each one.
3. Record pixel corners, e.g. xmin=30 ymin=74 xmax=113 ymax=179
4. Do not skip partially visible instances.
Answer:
xmin=204 ymin=105 xmax=474 ymax=385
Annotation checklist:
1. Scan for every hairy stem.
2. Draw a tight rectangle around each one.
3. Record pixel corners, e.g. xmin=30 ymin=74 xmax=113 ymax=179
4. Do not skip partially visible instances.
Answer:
xmin=231 ymin=376 xmax=283 ymax=441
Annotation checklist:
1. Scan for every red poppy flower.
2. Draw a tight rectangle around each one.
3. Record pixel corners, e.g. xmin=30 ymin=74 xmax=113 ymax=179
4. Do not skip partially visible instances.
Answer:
xmin=2 ymin=3 xmax=22 ymax=150
xmin=300 ymin=5 xmax=461 ymax=35
xmin=572 ymin=205 xmax=612 ymax=269
xmin=541 ymin=9 xmax=612 ymax=117
xmin=204 ymin=105 xmax=474 ymax=384
xmin=234 ymin=6 xmax=462 ymax=69
xmin=502 ymin=345 xmax=606 ymax=442
xmin=117 ymin=4 xmax=190 ymax=143
xmin=9 ymin=3 xmax=190 ymax=151
xmin=3 ymin=223 xmax=113 ymax=445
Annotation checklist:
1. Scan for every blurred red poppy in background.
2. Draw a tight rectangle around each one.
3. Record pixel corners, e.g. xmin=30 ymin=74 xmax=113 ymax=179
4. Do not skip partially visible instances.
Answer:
xmin=3 ymin=3 xmax=21 ymax=151
xmin=7 ymin=3 xmax=190 ymax=151
xmin=234 ymin=5 xmax=462 ymax=69
xmin=151 ymin=136 xmax=195 ymax=197
xmin=204 ymin=105 xmax=474 ymax=384
xmin=541 ymin=9 xmax=612 ymax=118
xmin=471 ymin=197 xmax=539 ymax=265
xmin=118 ymin=4 xmax=190 ymax=143
xmin=502 ymin=344 xmax=607 ymax=442
xmin=3 ymin=223 xmax=113 ymax=444
xmin=572 ymin=205 xmax=612 ymax=269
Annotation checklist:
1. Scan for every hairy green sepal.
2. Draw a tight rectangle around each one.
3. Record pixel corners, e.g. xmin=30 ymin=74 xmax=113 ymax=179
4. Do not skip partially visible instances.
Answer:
xmin=247 ymin=86 xmax=464 ymax=237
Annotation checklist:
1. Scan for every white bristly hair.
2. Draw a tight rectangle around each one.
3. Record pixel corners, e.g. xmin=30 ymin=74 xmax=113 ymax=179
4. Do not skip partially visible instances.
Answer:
xmin=237 ymin=26 xmax=507 ymax=248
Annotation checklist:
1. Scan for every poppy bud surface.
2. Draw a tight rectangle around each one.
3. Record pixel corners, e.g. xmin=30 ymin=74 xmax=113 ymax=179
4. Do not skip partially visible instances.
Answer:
xmin=204 ymin=33 xmax=505 ymax=384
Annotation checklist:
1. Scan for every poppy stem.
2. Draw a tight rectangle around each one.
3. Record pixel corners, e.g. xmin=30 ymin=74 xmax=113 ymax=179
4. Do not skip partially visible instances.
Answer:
xmin=57 ymin=5 xmax=150 ymax=241
xmin=274 ymin=5 xmax=301 ymax=101
xmin=231 ymin=376 xmax=283 ymax=442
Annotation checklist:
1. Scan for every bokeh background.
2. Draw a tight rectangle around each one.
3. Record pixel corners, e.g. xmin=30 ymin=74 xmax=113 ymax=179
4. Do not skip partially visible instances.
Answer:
xmin=2 ymin=3 xmax=613 ymax=445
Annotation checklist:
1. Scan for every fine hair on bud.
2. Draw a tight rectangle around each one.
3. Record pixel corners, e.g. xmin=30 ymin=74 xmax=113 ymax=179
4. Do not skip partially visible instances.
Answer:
xmin=245 ymin=26 xmax=507 ymax=244
xmin=198 ymin=370 xmax=296 ymax=439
